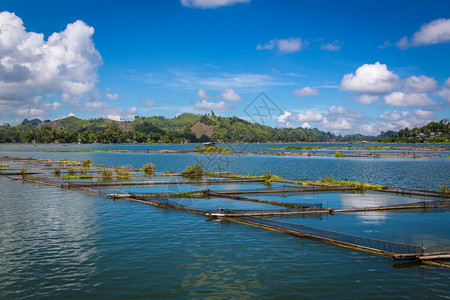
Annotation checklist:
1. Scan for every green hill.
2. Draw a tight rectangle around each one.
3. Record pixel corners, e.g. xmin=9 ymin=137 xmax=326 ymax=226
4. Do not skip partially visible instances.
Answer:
xmin=380 ymin=119 xmax=449 ymax=143
xmin=0 ymin=113 xmax=429 ymax=144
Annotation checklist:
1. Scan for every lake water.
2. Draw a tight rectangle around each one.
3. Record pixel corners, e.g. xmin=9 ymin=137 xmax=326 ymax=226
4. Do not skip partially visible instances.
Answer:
xmin=1 ymin=144 xmax=449 ymax=298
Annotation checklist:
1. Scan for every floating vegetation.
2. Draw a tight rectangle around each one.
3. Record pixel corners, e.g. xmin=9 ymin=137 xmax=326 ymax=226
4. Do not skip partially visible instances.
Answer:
xmin=62 ymin=175 xmax=92 ymax=180
xmin=115 ymin=165 xmax=133 ymax=180
xmin=59 ymin=159 xmax=81 ymax=166
xmin=195 ymin=146 xmax=230 ymax=153
xmin=296 ymin=175 xmax=385 ymax=191
xmin=329 ymin=146 xmax=395 ymax=151
xmin=68 ymin=168 xmax=77 ymax=176
xmin=182 ymin=164 xmax=205 ymax=177
xmin=272 ymin=146 xmax=322 ymax=151
xmin=262 ymin=171 xmax=285 ymax=184
xmin=80 ymin=168 xmax=88 ymax=175
xmin=439 ymin=183 xmax=449 ymax=193
xmin=20 ymin=169 xmax=27 ymax=178
xmin=0 ymin=164 xmax=9 ymax=168
xmin=141 ymin=162 xmax=156 ymax=174
xmin=100 ymin=168 xmax=113 ymax=180
xmin=82 ymin=159 xmax=92 ymax=168
xmin=54 ymin=167 xmax=61 ymax=177
xmin=164 ymin=170 xmax=171 ymax=174
xmin=335 ymin=151 xmax=343 ymax=158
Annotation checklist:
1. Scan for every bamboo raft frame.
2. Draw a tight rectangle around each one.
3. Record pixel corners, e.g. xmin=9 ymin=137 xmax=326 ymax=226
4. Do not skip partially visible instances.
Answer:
xmin=1 ymin=156 xmax=450 ymax=267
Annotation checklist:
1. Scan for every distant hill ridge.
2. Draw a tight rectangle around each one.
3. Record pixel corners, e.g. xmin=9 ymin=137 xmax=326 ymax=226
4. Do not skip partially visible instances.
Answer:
xmin=0 ymin=113 xmax=447 ymax=143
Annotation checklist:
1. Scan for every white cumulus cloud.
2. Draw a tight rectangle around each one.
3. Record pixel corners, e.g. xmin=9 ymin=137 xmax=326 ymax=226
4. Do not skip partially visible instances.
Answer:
xmin=321 ymin=117 xmax=352 ymax=130
xmin=320 ymin=40 xmax=343 ymax=51
xmin=301 ymin=122 xmax=311 ymax=129
xmin=256 ymin=37 xmax=305 ymax=54
xmin=292 ymin=111 xmax=324 ymax=122
xmin=293 ymin=87 xmax=319 ymax=97
xmin=220 ymin=88 xmax=241 ymax=101
xmin=404 ymin=75 xmax=437 ymax=92
xmin=0 ymin=11 xmax=101 ymax=120
xmin=180 ymin=0 xmax=250 ymax=9
xmin=414 ymin=109 xmax=435 ymax=119
xmin=277 ymin=111 xmax=291 ymax=124
xmin=384 ymin=92 xmax=436 ymax=107
xmin=194 ymin=99 xmax=232 ymax=110
xmin=396 ymin=18 xmax=450 ymax=49
xmin=340 ymin=62 xmax=401 ymax=94
xmin=197 ymin=88 xmax=209 ymax=100
xmin=376 ymin=109 xmax=436 ymax=132
xmin=106 ymin=93 xmax=120 ymax=100
xmin=351 ymin=95 xmax=379 ymax=104
xmin=437 ymin=77 xmax=450 ymax=104
xmin=142 ymin=98 xmax=156 ymax=107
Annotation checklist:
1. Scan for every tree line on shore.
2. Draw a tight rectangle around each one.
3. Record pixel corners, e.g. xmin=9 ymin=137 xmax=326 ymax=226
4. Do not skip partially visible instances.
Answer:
xmin=0 ymin=113 xmax=447 ymax=144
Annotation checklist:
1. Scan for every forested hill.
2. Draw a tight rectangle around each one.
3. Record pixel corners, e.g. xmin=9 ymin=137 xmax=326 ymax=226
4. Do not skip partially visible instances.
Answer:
xmin=0 ymin=113 xmax=395 ymax=144
xmin=380 ymin=119 xmax=449 ymax=143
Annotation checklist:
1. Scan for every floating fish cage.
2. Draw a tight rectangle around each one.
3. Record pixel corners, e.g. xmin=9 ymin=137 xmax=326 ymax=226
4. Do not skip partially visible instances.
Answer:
xmin=1 ymin=156 xmax=450 ymax=268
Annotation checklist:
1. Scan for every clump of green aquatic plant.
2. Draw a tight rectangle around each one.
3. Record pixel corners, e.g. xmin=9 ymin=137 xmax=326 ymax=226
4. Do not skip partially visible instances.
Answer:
xmin=68 ymin=168 xmax=77 ymax=176
xmin=99 ymin=168 xmax=113 ymax=181
xmin=296 ymin=175 xmax=385 ymax=191
xmin=59 ymin=159 xmax=81 ymax=166
xmin=261 ymin=171 xmax=286 ymax=184
xmin=439 ymin=183 xmax=449 ymax=193
xmin=141 ymin=162 xmax=156 ymax=174
xmin=164 ymin=170 xmax=171 ymax=174
xmin=54 ymin=167 xmax=61 ymax=177
xmin=80 ymin=168 xmax=88 ymax=175
xmin=115 ymin=165 xmax=133 ymax=180
xmin=62 ymin=175 xmax=92 ymax=180
xmin=182 ymin=164 xmax=205 ymax=177
xmin=195 ymin=146 xmax=230 ymax=153
xmin=82 ymin=159 xmax=92 ymax=168
xmin=100 ymin=168 xmax=113 ymax=177
xmin=335 ymin=151 xmax=343 ymax=158
xmin=272 ymin=146 xmax=322 ymax=151
xmin=0 ymin=164 xmax=9 ymax=168
xmin=20 ymin=169 xmax=27 ymax=178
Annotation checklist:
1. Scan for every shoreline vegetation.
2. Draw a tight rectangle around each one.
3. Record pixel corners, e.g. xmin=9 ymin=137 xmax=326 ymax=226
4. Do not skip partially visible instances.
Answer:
xmin=4 ymin=145 xmax=448 ymax=159
xmin=1 ymin=114 xmax=448 ymax=144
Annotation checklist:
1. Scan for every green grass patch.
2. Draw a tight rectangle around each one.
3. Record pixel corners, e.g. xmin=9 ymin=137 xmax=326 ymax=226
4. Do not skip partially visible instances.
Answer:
xmin=141 ymin=162 xmax=156 ymax=174
xmin=439 ymin=183 xmax=449 ymax=193
xmin=182 ymin=164 xmax=205 ymax=177
xmin=115 ymin=165 xmax=133 ymax=180
xmin=82 ymin=159 xmax=92 ymax=168
xmin=272 ymin=146 xmax=322 ymax=151
xmin=195 ymin=146 xmax=230 ymax=153
xmin=68 ymin=168 xmax=78 ymax=175
xmin=62 ymin=175 xmax=92 ymax=180
xmin=59 ymin=159 xmax=81 ymax=166
xmin=295 ymin=175 xmax=385 ymax=191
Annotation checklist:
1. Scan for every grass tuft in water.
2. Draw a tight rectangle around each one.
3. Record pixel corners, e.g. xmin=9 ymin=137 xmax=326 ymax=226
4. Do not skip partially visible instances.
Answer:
xmin=82 ymin=159 xmax=92 ymax=168
xmin=182 ymin=164 xmax=205 ymax=178
xmin=141 ymin=162 xmax=156 ymax=174
xmin=115 ymin=165 xmax=133 ymax=180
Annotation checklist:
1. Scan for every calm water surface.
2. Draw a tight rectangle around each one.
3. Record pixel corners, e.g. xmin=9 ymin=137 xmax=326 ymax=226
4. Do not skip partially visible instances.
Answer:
xmin=1 ymin=144 xmax=449 ymax=298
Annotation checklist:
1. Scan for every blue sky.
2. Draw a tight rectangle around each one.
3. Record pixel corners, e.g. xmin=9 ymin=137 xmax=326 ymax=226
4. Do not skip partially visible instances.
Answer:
xmin=0 ymin=0 xmax=449 ymax=134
